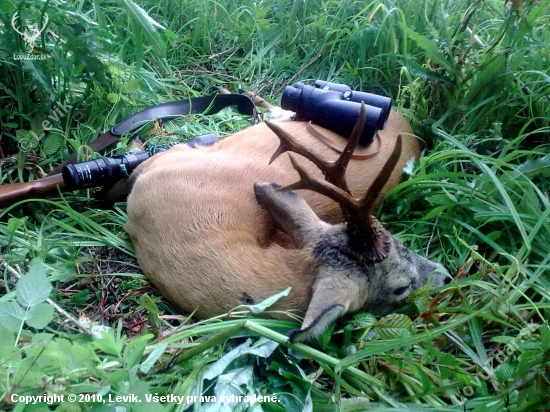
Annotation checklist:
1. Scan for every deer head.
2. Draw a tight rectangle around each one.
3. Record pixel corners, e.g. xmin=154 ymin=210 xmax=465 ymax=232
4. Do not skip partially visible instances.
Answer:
xmin=254 ymin=103 xmax=450 ymax=342
xmin=11 ymin=11 xmax=49 ymax=53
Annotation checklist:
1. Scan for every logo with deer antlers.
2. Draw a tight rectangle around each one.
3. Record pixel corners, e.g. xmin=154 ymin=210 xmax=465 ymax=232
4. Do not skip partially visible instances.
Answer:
xmin=11 ymin=11 xmax=49 ymax=53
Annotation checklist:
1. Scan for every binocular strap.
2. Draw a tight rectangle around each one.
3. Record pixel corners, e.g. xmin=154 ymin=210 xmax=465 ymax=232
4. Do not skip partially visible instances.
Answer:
xmin=305 ymin=122 xmax=381 ymax=161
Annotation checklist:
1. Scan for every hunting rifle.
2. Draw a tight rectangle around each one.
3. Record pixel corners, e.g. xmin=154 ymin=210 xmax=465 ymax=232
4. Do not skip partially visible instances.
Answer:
xmin=0 ymin=93 xmax=259 ymax=208
xmin=0 ymin=81 xmax=392 ymax=207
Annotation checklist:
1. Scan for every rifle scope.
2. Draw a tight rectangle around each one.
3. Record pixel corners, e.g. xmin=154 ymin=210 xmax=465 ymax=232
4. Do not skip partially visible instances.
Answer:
xmin=281 ymin=81 xmax=392 ymax=145
xmin=62 ymin=133 xmax=218 ymax=190
xmin=62 ymin=151 xmax=151 ymax=191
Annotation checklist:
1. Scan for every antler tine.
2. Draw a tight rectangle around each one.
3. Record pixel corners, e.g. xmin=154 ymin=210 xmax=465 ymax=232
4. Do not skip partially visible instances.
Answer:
xmin=11 ymin=12 xmax=23 ymax=37
xmin=281 ymin=153 xmax=357 ymax=208
xmin=265 ymin=105 xmax=367 ymax=195
xmin=265 ymin=104 xmax=371 ymax=214
xmin=347 ymin=134 xmax=403 ymax=261
xmin=358 ymin=134 xmax=402 ymax=216
xmin=265 ymin=121 xmax=334 ymax=172
xmin=327 ymin=101 xmax=366 ymax=190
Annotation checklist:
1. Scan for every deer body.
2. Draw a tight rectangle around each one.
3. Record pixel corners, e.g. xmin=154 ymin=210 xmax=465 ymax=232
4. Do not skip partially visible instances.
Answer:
xmin=125 ymin=110 xmax=449 ymax=340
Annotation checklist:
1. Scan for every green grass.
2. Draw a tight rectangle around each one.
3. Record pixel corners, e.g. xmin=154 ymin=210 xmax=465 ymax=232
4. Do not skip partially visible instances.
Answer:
xmin=0 ymin=0 xmax=549 ymax=410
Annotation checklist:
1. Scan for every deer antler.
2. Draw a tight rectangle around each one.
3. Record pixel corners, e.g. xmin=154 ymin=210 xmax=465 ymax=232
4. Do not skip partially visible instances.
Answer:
xmin=11 ymin=12 xmax=25 ymax=37
xmin=265 ymin=103 xmax=403 ymax=261
xmin=38 ymin=14 xmax=49 ymax=35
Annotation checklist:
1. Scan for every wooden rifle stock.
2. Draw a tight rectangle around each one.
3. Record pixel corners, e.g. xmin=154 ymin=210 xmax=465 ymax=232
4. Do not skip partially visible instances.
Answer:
xmin=0 ymin=174 xmax=66 ymax=208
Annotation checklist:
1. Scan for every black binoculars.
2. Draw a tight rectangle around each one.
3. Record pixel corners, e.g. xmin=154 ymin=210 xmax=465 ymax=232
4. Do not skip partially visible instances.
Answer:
xmin=281 ymin=80 xmax=392 ymax=145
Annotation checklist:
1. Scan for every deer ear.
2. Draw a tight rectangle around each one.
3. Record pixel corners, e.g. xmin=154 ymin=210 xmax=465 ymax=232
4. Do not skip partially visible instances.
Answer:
xmin=289 ymin=275 xmax=368 ymax=342
xmin=254 ymin=182 xmax=329 ymax=247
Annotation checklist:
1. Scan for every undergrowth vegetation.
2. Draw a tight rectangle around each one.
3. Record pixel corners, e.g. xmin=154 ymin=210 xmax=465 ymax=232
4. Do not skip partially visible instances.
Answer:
xmin=0 ymin=0 xmax=549 ymax=410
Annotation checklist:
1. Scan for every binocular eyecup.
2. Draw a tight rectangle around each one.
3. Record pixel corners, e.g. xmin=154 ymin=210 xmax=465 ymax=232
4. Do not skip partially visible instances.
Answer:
xmin=281 ymin=81 xmax=392 ymax=145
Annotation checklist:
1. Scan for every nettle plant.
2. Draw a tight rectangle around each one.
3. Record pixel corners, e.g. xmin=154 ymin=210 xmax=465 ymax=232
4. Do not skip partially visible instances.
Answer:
xmin=0 ymin=261 xmax=54 ymax=337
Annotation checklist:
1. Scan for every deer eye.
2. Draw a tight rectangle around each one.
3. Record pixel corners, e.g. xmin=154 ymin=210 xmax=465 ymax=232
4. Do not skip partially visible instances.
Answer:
xmin=393 ymin=283 xmax=411 ymax=296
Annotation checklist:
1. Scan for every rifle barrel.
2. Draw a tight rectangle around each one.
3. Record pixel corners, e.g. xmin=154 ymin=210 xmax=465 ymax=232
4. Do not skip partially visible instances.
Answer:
xmin=0 ymin=174 xmax=66 ymax=208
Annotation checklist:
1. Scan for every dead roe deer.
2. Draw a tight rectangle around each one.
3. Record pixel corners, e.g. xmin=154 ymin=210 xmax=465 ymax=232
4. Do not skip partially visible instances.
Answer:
xmin=124 ymin=103 xmax=450 ymax=341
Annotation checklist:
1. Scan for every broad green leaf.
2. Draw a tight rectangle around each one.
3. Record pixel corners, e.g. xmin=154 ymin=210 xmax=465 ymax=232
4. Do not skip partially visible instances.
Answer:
xmin=203 ymin=338 xmax=278 ymax=380
xmin=42 ymin=133 xmax=63 ymax=155
xmin=139 ymin=294 xmax=159 ymax=314
xmin=108 ymin=65 xmax=124 ymax=75
xmin=21 ymin=59 xmax=51 ymax=92
xmin=401 ymin=59 xmax=454 ymax=84
xmin=127 ymin=366 xmax=154 ymax=404
xmin=16 ymin=261 xmax=52 ymax=308
xmin=124 ymin=334 xmax=153 ymax=369
xmin=7 ymin=217 xmax=23 ymax=234
xmin=72 ymin=342 xmax=102 ymax=377
xmin=352 ymin=312 xmax=376 ymax=326
xmin=514 ymin=154 xmax=550 ymax=178
xmin=0 ymin=345 xmax=20 ymax=364
xmin=139 ymin=342 xmax=168 ymax=374
xmin=515 ymin=349 xmax=543 ymax=376
xmin=202 ymin=367 xmax=253 ymax=410
xmin=339 ymin=397 xmax=371 ymax=411
xmin=25 ymin=303 xmax=54 ymax=329
xmin=56 ymin=403 xmax=82 ymax=412
xmin=0 ymin=301 xmax=26 ymax=332
xmin=203 ymin=339 xmax=253 ymax=380
xmin=107 ymin=93 xmax=120 ymax=104
xmin=245 ymin=287 xmax=291 ymax=314
xmin=122 ymin=0 xmax=166 ymax=56
xmin=139 ymin=294 xmax=160 ymax=332
xmin=122 ymin=79 xmax=141 ymax=94
xmin=13 ymin=358 xmax=46 ymax=388
xmin=374 ymin=314 xmax=413 ymax=340
xmin=438 ymin=352 xmax=460 ymax=380
xmin=495 ymin=362 xmax=515 ymax=383
xmin=400 ymin=25 xmax=456 ymax=79
xmin=70 ymin=383 xmax=110 ymax=394
xmin=247 ymin=337 xmax=279 ymax=357
xmin=35 ymin=343 xmax=70 ymax=373
xmin=92 ymin=330 xmax=124 ymax=357
xmin=15 ymin=129 xmax=39 ymax=150
xmin=349 ymin=312 xmax=376 ymax=342
xmin=491 ymin=336 xmax=515 ymax=344
xmin=0 ymin=325 xmax=15 ymax=346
